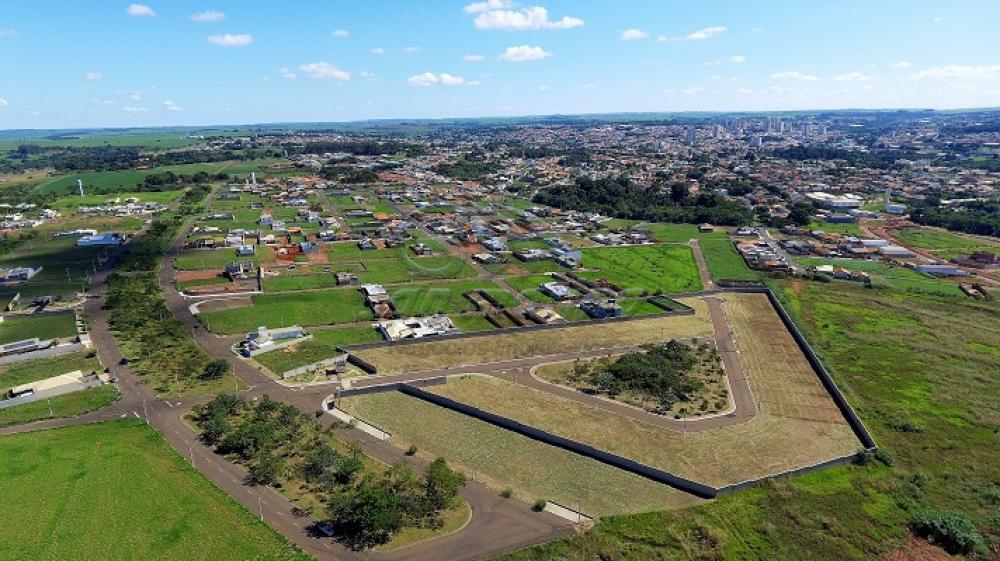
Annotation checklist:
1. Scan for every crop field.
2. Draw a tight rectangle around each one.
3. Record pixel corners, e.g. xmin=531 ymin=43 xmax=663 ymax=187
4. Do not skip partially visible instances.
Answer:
xmin=0 ymin=312 xmax=77 ymax=345
xmin=252 ymin=326 xmax=381 ymax=374
xmin=389 ymin=280 xmax=518 ymax=316
xmin=0 ymin=351 xmax=101 ymax=389
xmin=339 ymin=391 xmax=702 ymax=517
xmin=700 ymin=238 xmax=761 ymax=281
xmin=579 ymin=244 xmax=702 ymax=295
xmin=200 ymin=289 xmax=371 ymax=334
xmin=353 ymin=297 xmax=713 ymax=374
xmin=0 ymin=420 xmax=310 ymax=561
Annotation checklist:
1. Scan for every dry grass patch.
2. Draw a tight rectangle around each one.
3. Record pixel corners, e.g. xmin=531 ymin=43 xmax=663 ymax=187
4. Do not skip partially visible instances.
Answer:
xmin=353 ymin=297 xmax=712 ymax=374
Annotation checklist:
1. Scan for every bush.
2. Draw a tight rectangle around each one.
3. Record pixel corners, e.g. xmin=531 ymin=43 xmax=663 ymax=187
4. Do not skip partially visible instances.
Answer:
xmin=908 ymin=509 xmax=986 ymax=555
xmin=201 ymin=358 xmax=231 ymax=380
xmin=500 ymin=488 xmax=513 ymax=499
xmin=406 ymin=444 xmax=418 ymax=456
xmin=533 ymin=499 xmax=547 ymax=512
xmin=859 ymin=447 xmax=894 ymax=467
xmin=887 ymin=418 xmax=926 ymax=433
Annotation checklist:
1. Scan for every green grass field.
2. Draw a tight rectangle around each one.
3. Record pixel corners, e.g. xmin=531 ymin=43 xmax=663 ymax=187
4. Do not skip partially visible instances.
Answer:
xmin=504 ymin=273 xmax=564 ymax=303
xmin=795 ymin=257 xmax=962 ymax=296
xmin=200 ymin=289 xmax=372 ymax=334
xmin=807 ymin=220 xmax=865 ymax=237
xmin=389 ymin=280 xmax=518 ymax=316
xmin=580 ymin=244 xmax=702 ymax=295
xmin=894 ymin=226 xmax=1000 ymax=259
xmin=357 ymin=256 xmax=477 ymax=284
xmin=494 ymin=282 xmax=1000 ymax=560
xmin=639 ymin=223 xmax=727 ymax=242
xmin=700 ymin=238 xmax=761 ymax=281
xmin=449 ymin=315 xmax=497 ymax=332
xmin=0 ymin=420 xmax=311 ymax=561
xmin=0 ymin=385 xmax=119 ymax=427
xmin=252 ymin=326 xmax=381 ymax=374
xmin=175 ymin=248 xmax=262 ymax=271
xmin=31 ymin=162 xmax=235 ymax=196
xmin=0 ymin=351 xmax=101 ymax=389
xmin=0 ymin=312 xmax=77 ymax=345
xmin=50 ymin=190 xmax=184 ymax=213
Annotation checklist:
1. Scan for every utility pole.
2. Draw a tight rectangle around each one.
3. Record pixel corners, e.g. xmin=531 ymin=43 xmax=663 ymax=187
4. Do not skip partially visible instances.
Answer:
xmin=47 ymin=399 xmax=53 ymax=417
xmin=142 ymin=399 xmax=148 ymax=424
xmin=189 ymin=442 xmax=195 ymax=467
xmin=258 ymin=496 xmax=263 ymax=522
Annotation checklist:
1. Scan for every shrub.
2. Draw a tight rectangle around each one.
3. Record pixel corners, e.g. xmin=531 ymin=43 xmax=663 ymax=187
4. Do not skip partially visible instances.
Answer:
xmin=533 ymin=499 xmax=547 ymax=512
xmin=908 ymin=509 xmax=986 ymax=555
xmin=406 ymin=444 xmax=418 ymax=456
xmin=859 ymin=447 xmax=894 ymax=467
xmin=500 ymin=488 xmax=513 ymax=499
xmin=887 ymin=418 xmax=926 ymax=433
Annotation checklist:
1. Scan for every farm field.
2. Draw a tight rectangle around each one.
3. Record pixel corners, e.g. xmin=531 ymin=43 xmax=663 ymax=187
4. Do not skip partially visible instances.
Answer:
xmin=0 ymin=420 xmax=311 ymax=561
xmin=0 ymin=350 xmax=101 ymax=388
xmin=496 ymin=282 xmax=1000 ymax=560
xmin=339 ymin=391 xmax=702 ymax=517
xmin=425 ymin=294 xmax=859 ymax=487
xmin=0 ymin=312 xmax=77 ymax=345
xmin=200 ymin=289 xmax=371 ymax=334
xmin=579 ymin=244 xmax=702 ymax=295
xmin=0 ymin=385 xmax=119 ymax=427
xmin=353 ymin=297 xmax=713 ymax=374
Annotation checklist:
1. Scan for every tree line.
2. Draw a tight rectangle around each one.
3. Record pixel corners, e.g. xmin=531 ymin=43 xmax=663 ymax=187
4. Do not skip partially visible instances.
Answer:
xmin=194 ymin=394 xmax=466 ymax=550
xmin=533 ymin=175 xmax=753 ymax=226
xmin=910 ymin=199 xmax=1000 ymax=238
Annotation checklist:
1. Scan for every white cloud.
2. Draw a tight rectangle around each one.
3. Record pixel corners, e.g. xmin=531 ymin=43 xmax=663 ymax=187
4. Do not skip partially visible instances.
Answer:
xmin=686 ymin=26 xmax=726 ymax=40
xmin=163 ymin=100 xmax=182 ymax=112
xmin=498 ymin=45 xmax=552 ymax=62
xmin=0 ymin=29 xmax=17 ymax=38
xmin=84 ymin=71 xmax=103 ymax=81
xmin=536 ymin=85 xmax=551 ymax=91
xmin=122 ymin=106 xmax=148 ymax=112
xmin=278 ymin=67 xmax=296 ymax=79
xmin=404 ymin=46 xmax=422 ymax=54
xmin=462 ymin=54 xmax=485 ymax=62
xmin=771 ymin=70 xmax=819 ymax=82
xmin=620 ymin=28 xmax=648 ymax=41
xmin=370 ymin=47 xmax=385 ymax=55
xmin=914 ymin=65 xmax=1000 ymax=80
xmin=127 ymin=91 xmax=142 ymax=101
xmin=834 ymin=72 xmax=873 ymax=82
xmin=463 ymin=0 xmax=512 ymax=13
xmin=472 ymin=6 xmax=583 ymax=31
xmin=729 ymin=55 xmax=747 ymax=64
xmin=407 ymin=72 xmax=472 ymax=87
xmin=890 ymin=61 xmax=912 ymax=69
xmin=126 ymin=4 xmax=155 ymax=17
xmin=92 ymin=96 xmax=116 ymax=105
xmin=207 ymin=33 xmax=253 ymax=47
xmin=298 ymin=62 xmax=351 ymax=81
xmin=332 ymin=29 xmax=349 ymax=38
xmin=682 ymin=86 xmax=705 ymax=95
xmin=190 ymin=10 xmax=225 ymax=22
xmin=359 ymin=71 xmax=377 ymax=82
xmin=701 ymin=60 xmax=721 ymax=67
xmin=0 ymin=98 xmax=8 ymax=106
xmin=736 ymin=88 xmax=754 ymax=94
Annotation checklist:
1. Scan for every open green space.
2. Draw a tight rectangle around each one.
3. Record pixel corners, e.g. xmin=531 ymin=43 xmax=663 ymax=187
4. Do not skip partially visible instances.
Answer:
xmin=0 ymin=350 xmax=101 ymax=389
xmin=449 ymin=314 xmax=497 ymax=333
xmin=807 ymin=220 xmax=865 ymax=237
xmin=200 ymin=289 xmax=371 ymax=334
xmin=389 ymin=280 xmax=517 ymax=316
xmin=31 ymin=162 xmax=234 ymax=197
xmin=504 ymin=273 xmax=564 ymax=303
xmin=795 ymin=257 xmax=962 ymax=296
xmin=495 ymin=282 xmax=1000 ymax=560
xmin=252 ymin=326 xmax=381 ymax=374
xmin=0 ymin=385 xmax=119 ymax=427
xmin=50 ymin=190 xmax=184 ymax=213
xmin=357 ymin=256 xmax=477 ymax=285
xmin=175 ymin=248 xmax=264 ymax=271
xmin=700 ymin=238 xmax=761 ymax=281
xmin=579 ymin=244 xmax=702 ymax=295
xmin=894 ymin=226 xmax=1000 ymax=258
xmin=0 ymin=420 xmax=311 ymax=561
xmin=0 ymin=312 xmax=77 ymax=345
xmin=340 ymin=390 xmax=700 ymax=517
xmin=639 ymin=223 xmax=727 ymax=242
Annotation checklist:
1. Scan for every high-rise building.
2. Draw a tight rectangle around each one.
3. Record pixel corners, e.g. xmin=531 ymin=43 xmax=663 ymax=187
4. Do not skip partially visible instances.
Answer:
xmin=685 ymin=126 xmax=697 ymax=145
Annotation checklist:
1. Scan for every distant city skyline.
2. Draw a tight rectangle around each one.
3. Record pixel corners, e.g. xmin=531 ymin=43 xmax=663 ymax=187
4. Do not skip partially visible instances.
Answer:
xmin=1 ymin=0 xmax=999 ymax=128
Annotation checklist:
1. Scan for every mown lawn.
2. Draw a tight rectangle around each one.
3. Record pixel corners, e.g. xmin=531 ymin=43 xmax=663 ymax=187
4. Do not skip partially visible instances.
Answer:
xmin=0 ymin=312 xmax=77 ymax=345
xmin=493 ymin=281 xmax=1000 ymax=560
xmin=580 ymin=244 xmax=702 ymax=295
xmin=200 ymin=289 xmax=372 ymax=334
xmin=0 ymin=420 xmax=312 ymax=561
xmin=357 ymin=256 xmax=477 ymax=284
xmin=175 ymin=248 xmax=261 ymax=271
xmin=640 ymin=223 xmax=727 ymax=242
xmin=700 ymin=238 xmax=760 ymax=281
xmin=389 ymin=280 xmax=518 ymax=316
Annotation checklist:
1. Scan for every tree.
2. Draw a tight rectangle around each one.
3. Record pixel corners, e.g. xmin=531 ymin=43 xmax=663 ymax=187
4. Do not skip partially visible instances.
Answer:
xmin=326 ymin=475 xmax=408 ymax=550
xmin=248 ymin=452 xmax=283 ymax=486
xmin=423 ymin=458 xmax=466 ymax=514
xmin=201 ymin=358 xmax=231 ymax=380
xmin=670 ymin=183 xmax=689 ymax=202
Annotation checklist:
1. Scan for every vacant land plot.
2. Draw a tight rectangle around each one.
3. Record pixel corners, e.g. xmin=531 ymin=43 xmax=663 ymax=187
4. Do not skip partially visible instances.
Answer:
xmin=252 ymin=326 xmax=381 ymax=374
xmin=504 ymin=273 xmax=561 ymax=303
xmin=640 ymin=223 xmax=727 ymax=242
xmin=700 ymin=238 xmax=760 ymax=281
xmin=0 ymin=420 xmax=311 ymax=561
xmin=50 ymin=190 xmax=184 ymax=213
xmin=795 ymin=257 xmax=962 ymax=296
xmin=0 ymin=351 xmax=100 ymax=389
xmin=580 ymin=245 xmax=702 ymax=295
xmin=353 ymin=298 xmax=712 ymax=374
xmin=339 ymin=391 xmax=700 ymax=517
xmin=175 ymin=248 xmax=264 ymax=271
xmin=894 ymin=226 xmax=1000 ymax=258
xmin=200 ymin=289 xmax=371 ymax=334
xmin=357 ymin=256 xmax=477 ymax=285
xmin=0 ymin=385 xmax=119 ymax=427
xmin=390 ymin=280 xmax=517 ymax=316
xmin=0 ymin=312 xmax=77 ymax=345
xmin=449 ymin=315 xmax=497 ymax=333
xmin=0 ymin=236 xmax=106 ymax=283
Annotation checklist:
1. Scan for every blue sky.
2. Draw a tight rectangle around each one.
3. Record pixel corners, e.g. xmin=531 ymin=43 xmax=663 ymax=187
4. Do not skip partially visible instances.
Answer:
xmin=1 ymin=1 xmax=998 ymax=128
